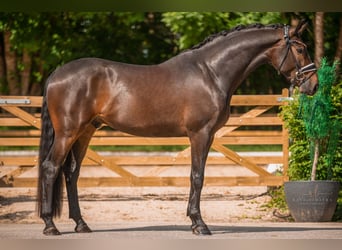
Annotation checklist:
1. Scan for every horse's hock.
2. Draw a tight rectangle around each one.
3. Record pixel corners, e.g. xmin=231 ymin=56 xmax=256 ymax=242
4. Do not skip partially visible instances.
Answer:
xmin=0 ymin=89 xmax=290 ymax=188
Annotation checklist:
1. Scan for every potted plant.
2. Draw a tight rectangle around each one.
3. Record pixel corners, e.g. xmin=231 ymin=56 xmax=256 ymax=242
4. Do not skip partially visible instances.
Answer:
xmin=280 ymin=58 xmax=342 ymax=222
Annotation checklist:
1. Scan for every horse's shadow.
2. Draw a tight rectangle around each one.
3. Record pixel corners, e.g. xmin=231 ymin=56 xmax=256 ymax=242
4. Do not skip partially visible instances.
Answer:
xmin=62 ymin=224 xmax=342 ymax=236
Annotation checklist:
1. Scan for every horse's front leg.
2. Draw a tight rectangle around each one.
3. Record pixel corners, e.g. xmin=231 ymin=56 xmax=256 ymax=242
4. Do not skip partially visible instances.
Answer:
xmin=187 ymin=132 xmax=214 ymax=235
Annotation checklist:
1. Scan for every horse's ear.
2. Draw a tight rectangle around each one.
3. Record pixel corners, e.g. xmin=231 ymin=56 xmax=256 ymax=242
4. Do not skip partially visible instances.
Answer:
xmin=291 ymin=19 xmax=308 ymax=37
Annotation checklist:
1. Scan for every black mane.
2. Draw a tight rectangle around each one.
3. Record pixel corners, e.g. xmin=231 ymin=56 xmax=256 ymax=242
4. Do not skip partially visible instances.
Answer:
xmin=190 ymin=23 xmax=285 ymax=51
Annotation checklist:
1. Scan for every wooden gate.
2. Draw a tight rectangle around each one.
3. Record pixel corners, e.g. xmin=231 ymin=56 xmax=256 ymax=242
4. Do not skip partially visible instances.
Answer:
xmin=0 ymin=89 xmax=290 ymax=187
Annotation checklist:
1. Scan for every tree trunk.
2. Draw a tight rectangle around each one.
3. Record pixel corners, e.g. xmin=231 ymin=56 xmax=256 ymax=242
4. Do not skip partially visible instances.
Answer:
xmin=21 ymin=48 xmax=32 ymax=95
xmin=4 ymin=30 xmax=20 ymax=95
xmin=0 ymin=32 xmax=6 ymax=94
xmin=314 ymin=12 xmax=325 ymax=67
xmin=334 ymin=15 xmax=342 ymax=73
xmin=311 ymin=140 xmax=320 ymax=181
xmin=29 ymin=57 xmax=45 ymax=96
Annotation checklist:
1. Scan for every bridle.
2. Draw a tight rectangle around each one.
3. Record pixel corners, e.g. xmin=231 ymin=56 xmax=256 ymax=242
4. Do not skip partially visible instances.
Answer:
xmin=277 ymin=25 xmax=316 ymax=90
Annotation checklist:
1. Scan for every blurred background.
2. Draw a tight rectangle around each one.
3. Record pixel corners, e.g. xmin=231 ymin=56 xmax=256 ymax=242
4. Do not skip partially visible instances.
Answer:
xmin=0 ymin=12 xmax=341 ymax=96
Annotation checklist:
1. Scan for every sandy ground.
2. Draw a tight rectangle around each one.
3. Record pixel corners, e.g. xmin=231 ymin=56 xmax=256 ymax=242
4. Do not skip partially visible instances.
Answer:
xmin=0 ymin=152 xmax=288 ymax=226
xmin=0 ymin=186 xmax=288 ymax=226
xmin=3 ymin=186 xmax=342 ymax=241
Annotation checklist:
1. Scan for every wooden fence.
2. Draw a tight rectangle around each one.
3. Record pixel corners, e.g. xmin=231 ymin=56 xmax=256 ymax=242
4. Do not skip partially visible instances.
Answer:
xmin=0 ymin=89 xmax=290 ymax=187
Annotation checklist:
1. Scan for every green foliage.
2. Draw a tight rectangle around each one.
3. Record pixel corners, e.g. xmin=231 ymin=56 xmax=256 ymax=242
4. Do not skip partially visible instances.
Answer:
xmin=162 ymin=12 xmax=284 ymax=50
xmin=227 ymin=12 xmax=284 ymax=27
xmin=162 ymin=12 xmax=230 ymax=50
xmin=332 ymin=194 xmax=342 ymax=221
xmin=264 ymin=186 xmax=290 ymax=215
xmin=0 ymin=12 xmax=176 ymax=95
xmin=301 ymin=59 xmax=337 ymax=140
xmin=280 ymin=59 xmax=342 ymax=182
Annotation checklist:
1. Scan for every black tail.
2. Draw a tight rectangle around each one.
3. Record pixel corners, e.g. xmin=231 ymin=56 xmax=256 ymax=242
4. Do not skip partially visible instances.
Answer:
xmin=37 ymin=93 xmax=64 ymax=218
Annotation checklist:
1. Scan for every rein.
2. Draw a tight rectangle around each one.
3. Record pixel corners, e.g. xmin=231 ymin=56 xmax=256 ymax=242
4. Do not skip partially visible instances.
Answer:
xmin=277 ymin=25 xmax=316 ymax=89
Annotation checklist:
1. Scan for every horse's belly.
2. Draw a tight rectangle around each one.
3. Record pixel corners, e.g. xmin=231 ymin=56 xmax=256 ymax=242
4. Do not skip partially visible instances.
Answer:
xmin=110 ymin=121 xmax=187 ymax=137
xmin=102 ymin=109 xmax=187 ymax=137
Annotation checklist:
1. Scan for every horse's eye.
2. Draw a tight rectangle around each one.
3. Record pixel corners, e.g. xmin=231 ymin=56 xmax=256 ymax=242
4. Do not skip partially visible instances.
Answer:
xmin=296 ymin=48 xmax=303 ymax=54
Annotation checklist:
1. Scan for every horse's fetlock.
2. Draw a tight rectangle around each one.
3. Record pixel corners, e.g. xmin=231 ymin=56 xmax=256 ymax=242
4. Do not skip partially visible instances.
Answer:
xmin=189 ymin=208 xmax=200 ymax=217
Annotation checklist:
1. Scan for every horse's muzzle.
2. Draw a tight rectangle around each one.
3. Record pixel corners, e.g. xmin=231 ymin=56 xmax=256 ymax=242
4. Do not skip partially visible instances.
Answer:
xmin=299 ymin=79 xmax=319 ymax=96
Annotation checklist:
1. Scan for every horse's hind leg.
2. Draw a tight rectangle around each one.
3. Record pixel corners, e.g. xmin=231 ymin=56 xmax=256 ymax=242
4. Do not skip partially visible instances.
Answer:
xmin=63 ymin=125 xmax=96 ymax=233
xmin=40 ymin=136 xmax=75 ymax=235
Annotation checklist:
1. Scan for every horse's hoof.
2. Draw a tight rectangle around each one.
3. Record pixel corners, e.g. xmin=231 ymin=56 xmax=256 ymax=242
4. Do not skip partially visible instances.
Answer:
xmin=43 ymin=226 xmax=61 ymax=236
xmin=191 ymin=224 xmax=212 ymax=235
xmin=75 ymin=221 xmax=92 ymax=233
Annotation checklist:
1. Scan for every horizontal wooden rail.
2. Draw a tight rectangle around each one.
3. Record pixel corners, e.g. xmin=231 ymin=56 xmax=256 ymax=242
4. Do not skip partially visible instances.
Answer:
xmin=0 ymin=129 xmax=282 ymax=137
xmin=0 ymin=115 xmax=284 ymax=127
xmin=0 ymin=95 xmax=286 ymax=107
xmin=1 ymin=155 xmax=283 ymax=167
xmin=11 ymin=176 xmax=286 ymax=188
xmin=0 ymin=136 xmax=283 ymax=146
xmin=0 ymin=89 xmax=290 ymax=187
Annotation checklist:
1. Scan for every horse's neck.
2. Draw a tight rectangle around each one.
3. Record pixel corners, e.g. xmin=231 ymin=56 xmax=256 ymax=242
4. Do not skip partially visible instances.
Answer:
xmin=198 ymin=29 xmax=281 ymax=95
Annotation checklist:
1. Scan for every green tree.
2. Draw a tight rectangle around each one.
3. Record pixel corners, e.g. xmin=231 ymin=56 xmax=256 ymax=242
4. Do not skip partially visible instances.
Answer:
xmin=162 ymin=12 xmax=284 ymax=50
xmin=0 ymin=12 xmax=175 ymax=95
xmin=162 ymin=12 xmax=230 ymax=50
xmin=1 ymin=12 xmax=342 ymax=96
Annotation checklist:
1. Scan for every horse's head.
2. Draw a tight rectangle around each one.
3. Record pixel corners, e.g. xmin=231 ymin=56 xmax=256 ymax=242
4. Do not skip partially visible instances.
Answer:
xmin=269 ymin=21 xmax=319 ymax=95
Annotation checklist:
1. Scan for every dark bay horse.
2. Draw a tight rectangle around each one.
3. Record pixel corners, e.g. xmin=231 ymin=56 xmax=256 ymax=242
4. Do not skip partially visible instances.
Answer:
xmin=37 ymin=22 xmax=318 ymax=235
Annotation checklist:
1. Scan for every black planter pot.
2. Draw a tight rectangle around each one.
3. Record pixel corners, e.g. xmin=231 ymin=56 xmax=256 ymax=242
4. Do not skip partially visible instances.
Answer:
xmin=284 ymin=181 xmax=340 ymax=222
